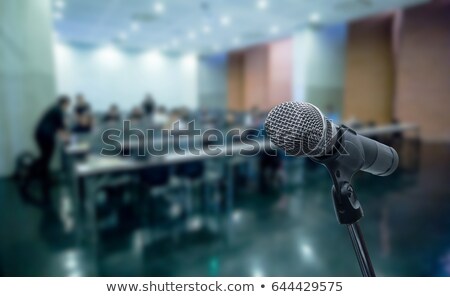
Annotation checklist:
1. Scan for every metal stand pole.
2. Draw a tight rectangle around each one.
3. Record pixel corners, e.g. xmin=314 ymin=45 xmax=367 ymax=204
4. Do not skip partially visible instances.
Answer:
xmin=328 ymin=180 xmax=377 ymax=277
xmin=347 ymin=223 xmax=376 ymax=277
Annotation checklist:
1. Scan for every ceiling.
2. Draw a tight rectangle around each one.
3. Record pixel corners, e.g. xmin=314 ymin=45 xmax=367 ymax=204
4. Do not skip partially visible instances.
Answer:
xmin=52 ymin=0 xmax=428 ymax=54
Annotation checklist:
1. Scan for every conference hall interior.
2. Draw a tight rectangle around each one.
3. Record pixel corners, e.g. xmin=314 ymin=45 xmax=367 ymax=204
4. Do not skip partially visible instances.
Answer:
xmin=0 ymin=0 xmax=449 ymax=277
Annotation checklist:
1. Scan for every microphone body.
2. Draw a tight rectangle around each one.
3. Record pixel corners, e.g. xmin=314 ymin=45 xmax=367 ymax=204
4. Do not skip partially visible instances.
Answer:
xmin=317 ymin=123 xmax=399 ymax=177
xmin=348 ymin=129 xmax=398 ymax=176
xmin=264 ymin=102 xmax=399 ymax=177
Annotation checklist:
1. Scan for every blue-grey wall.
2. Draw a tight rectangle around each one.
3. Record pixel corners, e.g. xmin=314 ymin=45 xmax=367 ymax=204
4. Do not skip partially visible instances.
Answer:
xmin=198 ymin=54 xmax=228 ymax=110
xmin=0 ymin=0 xmax=56 ymax=176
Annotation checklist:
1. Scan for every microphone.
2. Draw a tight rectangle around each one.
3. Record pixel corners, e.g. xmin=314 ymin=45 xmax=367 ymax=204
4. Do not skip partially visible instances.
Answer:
xmin=265 ymin=101 xmax=393 ymax=276
xmin=264 ymin=101 xmax=399 ymax=177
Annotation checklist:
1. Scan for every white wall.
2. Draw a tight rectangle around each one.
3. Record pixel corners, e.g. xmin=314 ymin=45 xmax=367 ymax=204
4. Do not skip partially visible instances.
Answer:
xmin=54 ymin=42 xmax=199 ymax=111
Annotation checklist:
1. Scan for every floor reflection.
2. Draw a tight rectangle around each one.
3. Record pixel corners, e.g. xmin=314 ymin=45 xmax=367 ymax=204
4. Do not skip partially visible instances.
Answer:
xmin=0 ymin=142 xmax=449 ymax=277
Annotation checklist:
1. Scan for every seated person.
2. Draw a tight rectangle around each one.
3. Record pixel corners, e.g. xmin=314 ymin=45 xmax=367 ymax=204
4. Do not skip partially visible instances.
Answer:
xmin=225 ymin=112 xmax=238 ymax=128
xmin=168 ymin=108 xmax=189 ymax=130
xmin=72 ymin=112 xmax=93 ymax=134
xmin=324 ymin=104 xmax=340 ymax=124
xmin=103 ymin=104 xmax=121 ymax=124
xmin=129 ymin=106 xmax=144 ymax=123
xmin=74 ymin=94 xmax=90 ymax=117
xmin=244 ymin=106 xmax=261 ymax=127
xmin=153 ymin=106 xmax=169 ymax=127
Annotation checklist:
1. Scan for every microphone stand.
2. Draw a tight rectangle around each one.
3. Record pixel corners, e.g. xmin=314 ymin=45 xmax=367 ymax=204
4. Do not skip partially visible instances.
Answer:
xmin=314 ymin=126 xmax=376 ymax=277
xmin=330 ymin=181 xmax=376 ymax=277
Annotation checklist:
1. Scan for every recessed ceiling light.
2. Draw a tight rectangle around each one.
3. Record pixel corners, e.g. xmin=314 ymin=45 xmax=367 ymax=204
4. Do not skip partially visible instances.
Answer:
xmin=154 ymin=2 xmax=165 ymax=14
xmin=202 ymin=25 xmax=212 ymax=34
xmin=269 ymin=25 xmax=279 ymax=35
xmin=257 ymin=0 xmax=268 ymax=10
xmin=131 ymin=22 xmax=141 ymax=32
xmin=187 ymin=31 xmax=197 ymax=40
xmin=118 ymin=32 xmax=128 ymax=41
xmin=53 ymin=12 xmax=64 ymax=20
xmin=55 ymin=0 xmax=65 ymax=9
xmin=220 ymin=15 xmax=231 ymax=27
xmin=309 ymin=13 xmax=321 ymax=23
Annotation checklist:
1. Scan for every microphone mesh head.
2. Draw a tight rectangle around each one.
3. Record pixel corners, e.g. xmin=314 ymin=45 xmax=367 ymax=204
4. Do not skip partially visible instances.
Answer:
xmin=264 ymin=102 xmax=330 ymax=156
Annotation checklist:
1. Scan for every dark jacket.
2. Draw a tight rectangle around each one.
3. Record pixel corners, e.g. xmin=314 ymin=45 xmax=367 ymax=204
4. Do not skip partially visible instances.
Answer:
xmin=35 ymin=105 xmax=65 ymax=140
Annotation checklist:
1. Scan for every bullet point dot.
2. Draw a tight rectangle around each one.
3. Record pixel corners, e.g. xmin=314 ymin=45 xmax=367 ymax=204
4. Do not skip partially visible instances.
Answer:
xmin=261 ymin=284 xmax=265 ymax=288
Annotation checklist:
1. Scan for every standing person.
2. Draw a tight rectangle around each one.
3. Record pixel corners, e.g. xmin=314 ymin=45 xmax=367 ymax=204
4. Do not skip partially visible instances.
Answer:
xmin=34 ymin=96 xmax=71 ymax=182
xmin=142 ymin=94 xmax=155 ymax=117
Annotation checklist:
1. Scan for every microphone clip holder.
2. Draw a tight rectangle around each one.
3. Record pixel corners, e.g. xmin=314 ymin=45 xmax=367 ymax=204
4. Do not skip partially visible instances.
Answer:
xmin=331 ymin=181 xmax=362 ymax=225
xmin=314 ymin=125 xmax=365 ymax=224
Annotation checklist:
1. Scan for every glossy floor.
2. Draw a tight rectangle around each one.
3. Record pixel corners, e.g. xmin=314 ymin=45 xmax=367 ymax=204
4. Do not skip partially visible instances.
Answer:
xmin=0 ymin=142 xmax=449 ymax=276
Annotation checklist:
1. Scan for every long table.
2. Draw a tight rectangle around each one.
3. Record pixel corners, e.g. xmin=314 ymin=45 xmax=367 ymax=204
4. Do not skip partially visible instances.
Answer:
xmin=68 ymin=122 xmax=420 ymax=224
xmin=357 ymin=123 xmax=419 ymax=138
xmin=70 ymin=139 xmax=273 ymax=270
xmin=64 ymin=123 xmax=419 ymax=157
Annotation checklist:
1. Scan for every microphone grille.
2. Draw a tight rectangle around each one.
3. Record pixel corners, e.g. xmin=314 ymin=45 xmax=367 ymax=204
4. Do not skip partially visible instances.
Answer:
xmin=264 ymin=101 xmax=328 ymax=156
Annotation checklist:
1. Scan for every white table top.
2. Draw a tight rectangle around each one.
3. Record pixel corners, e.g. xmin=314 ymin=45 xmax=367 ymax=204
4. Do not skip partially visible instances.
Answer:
xmin=75 ymin=140 xmax=273 ymax=177
xmin=72 ymin=123 xmax=419 ymax=177
xmin=356 ymin=123 xmax=419 ymax=137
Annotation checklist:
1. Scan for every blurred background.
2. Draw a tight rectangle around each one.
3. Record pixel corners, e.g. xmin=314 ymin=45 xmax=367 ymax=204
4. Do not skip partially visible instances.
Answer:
xmin=0 ymin=0 xmax=450 ymax=277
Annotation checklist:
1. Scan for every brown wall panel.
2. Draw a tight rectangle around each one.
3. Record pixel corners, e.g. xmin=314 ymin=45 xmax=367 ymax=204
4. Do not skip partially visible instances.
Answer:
xmin=268 ymin=38 xmax=293 ymax=110
xmin=227 ymin=53 xmax=245 ymax=111
xmin=243 ymin=45 xmax=269 ymax=110
xmin=227 ymin=39 xmax=293 ymax=111
xmin=344 ymin=15 xmax=395 ymax=124
xmin=395 ymin=3 xmax=450 ymax=142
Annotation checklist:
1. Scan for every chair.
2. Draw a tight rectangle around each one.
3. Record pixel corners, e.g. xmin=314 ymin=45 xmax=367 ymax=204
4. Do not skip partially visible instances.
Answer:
xmin=96 ymin=175 xmax=137 ymax=233
xmin=139 ymin=165 xmax=175 ymax=226
xmin=173 ymin=161 xmax=205 ymax=220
